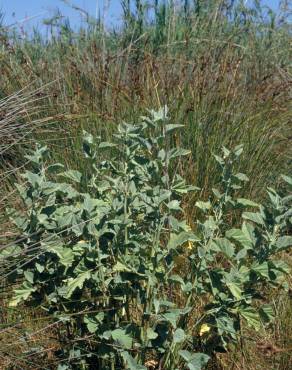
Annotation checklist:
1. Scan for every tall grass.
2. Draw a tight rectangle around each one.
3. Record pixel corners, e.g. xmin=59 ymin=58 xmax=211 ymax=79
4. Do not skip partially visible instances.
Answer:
xmin=0 ymin=0 xmax=291 ymax=368
xmin=0 ymin=1 xmax=290 ymax=192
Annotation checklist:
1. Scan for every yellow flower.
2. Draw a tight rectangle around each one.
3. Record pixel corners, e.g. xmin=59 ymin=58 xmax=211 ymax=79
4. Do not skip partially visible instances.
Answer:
xmin=199 ymin=324 xmax=211 ymax=336
xmin=187 ymin=241 xmax=193 ymax=250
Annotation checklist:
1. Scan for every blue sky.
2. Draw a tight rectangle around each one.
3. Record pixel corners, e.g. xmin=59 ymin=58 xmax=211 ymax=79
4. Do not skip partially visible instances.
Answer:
xmin=0 ymin=0 xmax=282 ymax=30
xmin=1 ymin=0 xmax=123 ymax=29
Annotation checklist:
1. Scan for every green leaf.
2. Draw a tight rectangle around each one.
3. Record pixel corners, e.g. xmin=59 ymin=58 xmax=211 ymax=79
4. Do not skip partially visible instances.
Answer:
xmin=179 ymin=351 xmax=210 ymax=370
xmin=23 ymin=171 xmax=42 ymax=187
xmin=234 ymin=145 xmax=244 ymax=157
xmin=14 ymin=183 xmax=27 ymax=198
xmin=214 ymin=155 xmax=224 ymax=165
xmin=276 ymin=236 xmax=292 ymax=251
xmin=60 ymin=170 xmax=82 ymax=183
xmin=212 ymin=188 xmax=222 ymax=199
xmin=158 ymin=149 xmax=166 ymax=161
xmin=83 ymin=130 xmax=94 ymax=144
xmin=202 ymin=216 xmax=217 ymax=232
xmin=57 ymin=364 xmax=69 ymax=370
xmin=83 ymin=131 xmax=96 ymax=158
xmin=47 ymin=163 xmax=64 ymax=174
xmin=195 ymin=201 xmax=212 ymax=212
xmin=98 ymin=142 xmax=117 ymax=149
xmin=65 ymin=271 xmax=91 ymax=298
xmin=83 ymin=195 xmax=106 ymax=214
xmin=0 ymin=245 xmax=22 ymax=259
xmin=167 ymin=231 xmax=199 ymax=250
xmin=270 ymin=260 xmax=290 ymax=274
xmin=24 ymin=271 xmax=34 ymax=284
xmin=169 ymin=275 xmax=185 ymax=286
xmin=121 ymin=351 xmax=146 ymax=370
xmin=235 ymin=248 xmax=247 ymax=261
xmin=9 ymin=281 xmax=36 ymax=307
xmin=50 ymin=245 xmax=75 ymax=267
xmin=25 ymin=145 xmax=48 ymax=164
xmin=165 ymin=124 xmax=184 ymax=133
xmin=84 ymin=312 xmax=104 ymax=333
xmin=169 ymin=148 xmax=191 ymax=159
xmin=113 ymin=261 xmax=133 ymax=273
xmin=234 ymin=173 xmax=249 ymax=182
xmin=239 ymin=307 xmax=261 ymax=331
xmin=251 ymin=262 xmax=269 ymax=279
xmin=242 ymin=222 xmax=257 ymax=246
xmin=111 ymin=329 xmax=133 ymax=349
xmin=281 ymin=175 xmax=292 ymax=186
xmin=226 ymin=229 xmax=253 ymax=249
xmin=237 ymin=198 xmax=259 ymax=208
xmin=216 ymin=316 xmax=236 ymax=339
xmin=222 ymin=146 xmax=231 ymax=157
xmin=162 ymin=312 xmax=179 ymax=328
xmin=167 ymin=200 xmax=181 ymax=210
xmin=35 ymin=263 xmax=45 ymax=273
xmin=57 ymin=183 xmax=79 ymax=198
xmin=242 ymin=212 xmax=265 ymax=226
xmin=173 ymin=328 xmax=186 ymax=344
xmin=226 ymin=281 xmax=242 ymax=300
xmin=146 ymin=328 xmax=158 ymax=340
xmin=259 ymin=305 xmax=274 ymax=323
xmin=214 ymin=238 xmax=235 ymax=258
xmin=148 ymin=106 xmax=168 ymax=122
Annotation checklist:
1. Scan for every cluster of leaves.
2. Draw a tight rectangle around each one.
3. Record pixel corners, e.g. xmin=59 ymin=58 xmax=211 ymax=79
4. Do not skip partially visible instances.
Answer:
xmin=5 ymin=108 xmax=291 ymax=369
xmin=189 ymin=147 xmax=292 ymax=348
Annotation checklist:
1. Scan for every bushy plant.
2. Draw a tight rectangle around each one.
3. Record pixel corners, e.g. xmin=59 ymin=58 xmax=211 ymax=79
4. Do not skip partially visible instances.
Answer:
xmin=6 ymin=108 xmax=291 ymax=369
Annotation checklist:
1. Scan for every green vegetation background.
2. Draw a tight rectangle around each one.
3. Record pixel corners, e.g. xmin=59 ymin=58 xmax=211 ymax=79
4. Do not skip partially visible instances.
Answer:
xmin=0 ymin=0 xmax=291 ymax=368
